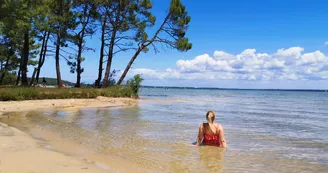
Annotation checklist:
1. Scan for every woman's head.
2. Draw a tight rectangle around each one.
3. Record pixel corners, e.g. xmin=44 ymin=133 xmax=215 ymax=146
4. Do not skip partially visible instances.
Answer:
xmin=206 ymin=110 xmax=216 ymax=124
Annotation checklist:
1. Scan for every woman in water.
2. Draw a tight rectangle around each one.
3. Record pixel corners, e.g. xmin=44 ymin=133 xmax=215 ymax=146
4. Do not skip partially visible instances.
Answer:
xmin=196 ymin=110 xmax=227 ymax=148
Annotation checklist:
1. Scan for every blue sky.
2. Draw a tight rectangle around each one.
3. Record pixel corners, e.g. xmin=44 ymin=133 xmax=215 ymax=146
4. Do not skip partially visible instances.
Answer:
xmin=32 ymin=0 xmax=328 ymax=89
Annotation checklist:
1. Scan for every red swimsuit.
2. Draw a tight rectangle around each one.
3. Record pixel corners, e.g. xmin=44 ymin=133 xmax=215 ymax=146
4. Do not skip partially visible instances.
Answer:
xmin=202 ymin=123 xmax=222 ymax=147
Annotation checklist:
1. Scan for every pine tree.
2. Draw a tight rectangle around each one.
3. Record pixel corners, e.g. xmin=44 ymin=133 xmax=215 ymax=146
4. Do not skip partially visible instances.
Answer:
xmin=50 ymin=0 xmax=76 ymax=87
xmin=117 ymin=0 xmax=192 ymax=85
xmin=33 ymin=0 xmax=52 ymax=84
xmin=95 ymin=3 xmax=108 ymax=88
xmin=0 ymin=0 xmax=40 ymax=86
xmin=101 ymin=0 xmax=155 ymax=87
xmin=70 ymin=0 xmax=98 ymax=87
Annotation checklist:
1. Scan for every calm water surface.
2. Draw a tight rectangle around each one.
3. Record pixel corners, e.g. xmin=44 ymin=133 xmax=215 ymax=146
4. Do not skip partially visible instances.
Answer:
xmin=1 ymin=88 xmax=328 ymax=173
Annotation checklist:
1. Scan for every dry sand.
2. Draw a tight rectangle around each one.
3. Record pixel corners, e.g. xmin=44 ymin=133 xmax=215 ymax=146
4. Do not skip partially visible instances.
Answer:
xmin=0 ymin=97 xmax=137 ymax=173
xmin=0 ymin=96 xmax=136 ymax=116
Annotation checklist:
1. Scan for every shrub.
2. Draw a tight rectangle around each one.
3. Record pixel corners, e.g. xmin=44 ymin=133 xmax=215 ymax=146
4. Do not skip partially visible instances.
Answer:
xmin=126 ymin=74 xmax=144 ymax=97
xmin=0 ymin=71 xmax=16 ymax=85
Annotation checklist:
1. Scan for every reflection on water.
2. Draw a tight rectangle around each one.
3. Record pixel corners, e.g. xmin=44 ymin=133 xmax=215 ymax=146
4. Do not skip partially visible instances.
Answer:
xmin=1 ymin=89 xmax=328 ymax=173
xmin=198 ymin=147 xmax=225 ymax=172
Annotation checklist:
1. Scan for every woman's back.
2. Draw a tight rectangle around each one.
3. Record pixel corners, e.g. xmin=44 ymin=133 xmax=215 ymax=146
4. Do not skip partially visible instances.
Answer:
xmin=196 ymin=110 xmax=227 ymax=148
xmin=201 ymin=123 xmax=222 ymax=146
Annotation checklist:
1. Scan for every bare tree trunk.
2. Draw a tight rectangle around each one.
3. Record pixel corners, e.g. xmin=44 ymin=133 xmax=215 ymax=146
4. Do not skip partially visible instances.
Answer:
xmin=102 ymin=29 xmax=117 ymax=88
xmin=55 ymin=27 xmax=62 ymax=88
xmin=29 ymin=68 xmax=37 ymax=86
xmin=117 ymin=48 xmax=142 ymax=85
xmin=16 ymin=67 xmax=21 ymax=86
xmin=21 ymin=31 xmax=29 ymax=86
xmin=96 ymin=17 xmax=106 ymax=88
xmin=36 ymin=31 xmax=49 ymax=83
xmin=75 ymin=41 xmax=82 ymax=87
xmin=116 ymin=14 xmax=170 ymax=85
xmin=102 ymin=4 xmax=122 ymax=88
xmin=75 ymin=4 xmax=90 ymax=88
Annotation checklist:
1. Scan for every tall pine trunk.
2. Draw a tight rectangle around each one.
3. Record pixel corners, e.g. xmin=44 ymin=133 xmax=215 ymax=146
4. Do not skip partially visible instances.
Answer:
xmin=29 ymin=68 xmax=37 ymax=86
xmin=102 ymin=30 xmax=117 ymax=88
xmin=117 ymin=14 xmax=171 ymax=85
xmin=55 ymin=27 xmax=62 ymax=87
xmin=117 ymin=48 xmax=142 ymax=85
xmin=75 ymin=40 xmax=83 ymax=87
xmin=96 ymin=17 xmax=106 ymax=88
xmin=36 ymin=31 xmax=50 ymax=83
xmin=21 ymin=31 xmax=29 ymax=86
xmin=75 ymin=4 xmax=90 ymax=88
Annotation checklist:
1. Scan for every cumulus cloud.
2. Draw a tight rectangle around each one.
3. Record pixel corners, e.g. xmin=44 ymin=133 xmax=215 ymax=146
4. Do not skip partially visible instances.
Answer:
xmin=129 ymin=47 xmax=328 ymax=82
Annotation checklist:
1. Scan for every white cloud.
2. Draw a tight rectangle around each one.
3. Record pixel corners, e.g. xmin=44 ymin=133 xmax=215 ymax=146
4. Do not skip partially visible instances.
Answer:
xmin=297 ymin=51 xmax=326 ymax=65
xmin=324 ymin=41 xmax=328 ymax=46
xmin=263 ymin=58 xmax=285 ymax=69
xmin=275 ymin=47 xmax=303 ymax=57
xmin=129 ymin=47 xmax=328 ymax=82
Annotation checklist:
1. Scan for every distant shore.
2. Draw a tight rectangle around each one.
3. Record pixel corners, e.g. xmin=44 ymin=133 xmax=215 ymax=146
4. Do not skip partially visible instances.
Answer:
xmin=141 ymin=86 xmax=328 ymax=92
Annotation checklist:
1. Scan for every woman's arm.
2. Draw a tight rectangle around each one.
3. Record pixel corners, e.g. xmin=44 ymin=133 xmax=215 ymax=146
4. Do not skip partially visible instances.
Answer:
xmin=219 ymin=125 xmax=227 ymax=148
xmin=196 ymin=124 xmax=204 ymax=146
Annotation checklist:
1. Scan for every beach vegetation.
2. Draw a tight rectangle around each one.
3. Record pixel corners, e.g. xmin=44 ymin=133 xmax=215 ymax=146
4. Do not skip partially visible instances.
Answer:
xmin=0 ymin=87 xmax=135 ymax=101
xmin=126 ymin=74 xmax=144 ymax=97
xmin=0 ymin=0 xmax=191 ymax=96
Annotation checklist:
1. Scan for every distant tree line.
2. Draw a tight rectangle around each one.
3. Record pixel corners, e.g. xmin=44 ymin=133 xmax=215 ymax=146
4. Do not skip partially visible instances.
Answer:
xmin=0 ymin=0 xmax=192 ymax=88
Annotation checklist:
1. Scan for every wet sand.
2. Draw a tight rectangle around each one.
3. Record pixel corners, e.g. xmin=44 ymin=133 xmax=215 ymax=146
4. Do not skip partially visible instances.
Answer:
xmin=0 ymin=97 xmax=136 ymax=173
xmin=0 ymin=122 xmax=114 ymax=173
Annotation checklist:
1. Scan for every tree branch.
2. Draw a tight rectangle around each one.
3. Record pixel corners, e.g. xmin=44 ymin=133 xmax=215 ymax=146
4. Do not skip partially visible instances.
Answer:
xmin=142 ymin=12 xmax=171 ymax=48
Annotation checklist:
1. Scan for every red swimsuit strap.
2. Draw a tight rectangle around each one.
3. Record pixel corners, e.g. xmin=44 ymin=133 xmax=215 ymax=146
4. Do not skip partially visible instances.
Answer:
xmin=203 ymin=123 xmax=220 ymax=136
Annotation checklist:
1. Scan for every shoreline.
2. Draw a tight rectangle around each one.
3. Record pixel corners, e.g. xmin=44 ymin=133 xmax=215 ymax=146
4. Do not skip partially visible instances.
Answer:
xmin=0 ymin=97 xmax=137 ymax=173
xmin=0 ymin=121 xmax=117 ymax=173
xmin=0 ymin=96 xmax=137 ymax=116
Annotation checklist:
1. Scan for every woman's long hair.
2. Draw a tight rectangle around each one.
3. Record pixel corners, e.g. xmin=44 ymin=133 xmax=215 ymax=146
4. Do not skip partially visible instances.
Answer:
xmin=206 ymin=110 xmax=216 ymax=124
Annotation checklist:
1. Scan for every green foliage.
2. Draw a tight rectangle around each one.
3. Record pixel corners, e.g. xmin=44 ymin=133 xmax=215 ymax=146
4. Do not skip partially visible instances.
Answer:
xmin=69 ymin=1 xmax=98 ymax=86
xmin=1 ymin=0 xmax=192 ymax=96
xmin=0 ymin=71 xmax=16 ymax=85
xmin=0 ymin=87 xmax=134 ymax=101
xmin=132 ymin=0 xmax=192 ymax=51
xmin=126 ymin=74 xmax=144 ymax=97
xmin=168 ymin=0 xmax=192 ymax=51
xmin=0 ymin=0 xmax=43 ymax=86
xmin=0 ymin=44 xmax=20 ymax=72
xmin=116 ymin=0 xmax=192 ymax=84
xmin=101 ymin=0 xmax=156 ymax=87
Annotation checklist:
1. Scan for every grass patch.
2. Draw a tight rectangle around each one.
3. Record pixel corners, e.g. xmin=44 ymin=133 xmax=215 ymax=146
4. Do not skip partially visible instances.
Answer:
xmin=0 ymin=86 xmax=135 ymax=101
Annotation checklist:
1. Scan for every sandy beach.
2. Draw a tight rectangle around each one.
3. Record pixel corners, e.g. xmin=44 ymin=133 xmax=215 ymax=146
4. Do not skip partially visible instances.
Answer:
xmin=0 ymin=96 xmax=136 ymax=116
xmin=0 ymin=97 xmax=136 ymax=173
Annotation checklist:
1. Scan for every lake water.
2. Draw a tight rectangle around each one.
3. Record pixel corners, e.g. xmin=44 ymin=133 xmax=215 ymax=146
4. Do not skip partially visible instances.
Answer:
xmin=1 ymin=88 xmax=328 ymax=172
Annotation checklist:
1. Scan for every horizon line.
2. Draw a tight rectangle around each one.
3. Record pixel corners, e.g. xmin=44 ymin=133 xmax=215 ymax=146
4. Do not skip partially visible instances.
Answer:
xmin=141 ymin=85 xmax=328 ymax=91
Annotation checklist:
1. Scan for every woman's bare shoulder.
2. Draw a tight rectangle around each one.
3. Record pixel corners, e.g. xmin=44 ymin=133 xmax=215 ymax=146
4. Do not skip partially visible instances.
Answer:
xmin=215 ymin=123 xmax=223 ymax=130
